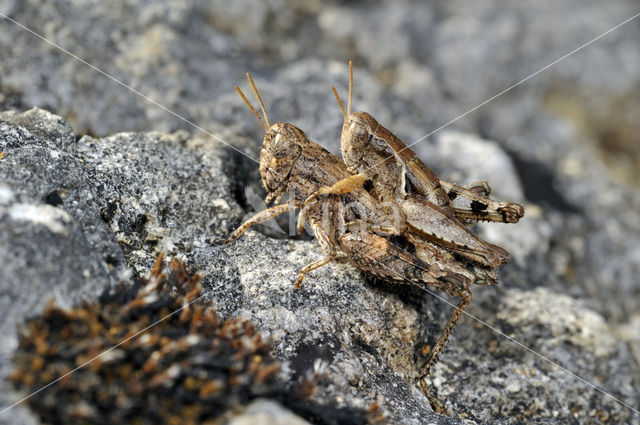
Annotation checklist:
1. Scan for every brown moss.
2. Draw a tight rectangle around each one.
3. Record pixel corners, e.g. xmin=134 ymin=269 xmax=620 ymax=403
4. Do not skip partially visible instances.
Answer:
xmin=11 ymin=254 xmax=280 ymax=425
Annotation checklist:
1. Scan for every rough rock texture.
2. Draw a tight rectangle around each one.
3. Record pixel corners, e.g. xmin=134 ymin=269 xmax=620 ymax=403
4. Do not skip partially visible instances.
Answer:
xmin=1 ymin=107 xmax=637 ymax=424
xmin=228 ymin=399 xmax=313 ymax=425
xmin=1 ymin=1 xmax=640 ymax=424
xmin=0 ymin=109 xmax=125 ymax=425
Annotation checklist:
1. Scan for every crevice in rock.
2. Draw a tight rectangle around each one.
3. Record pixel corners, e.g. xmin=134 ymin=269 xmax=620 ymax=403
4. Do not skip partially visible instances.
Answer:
xmin=506 ymin=148 xmax=582 ymax=214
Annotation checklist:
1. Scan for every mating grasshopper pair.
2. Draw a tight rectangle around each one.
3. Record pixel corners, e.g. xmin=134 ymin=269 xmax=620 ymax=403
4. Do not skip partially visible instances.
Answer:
xmin=221 ymin=63 xmax=524 ymax=412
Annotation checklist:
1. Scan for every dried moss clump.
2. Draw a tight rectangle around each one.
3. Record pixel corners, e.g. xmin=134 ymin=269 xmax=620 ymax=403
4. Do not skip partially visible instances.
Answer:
xmin=10 ymin=254 xmax=281 ymax=425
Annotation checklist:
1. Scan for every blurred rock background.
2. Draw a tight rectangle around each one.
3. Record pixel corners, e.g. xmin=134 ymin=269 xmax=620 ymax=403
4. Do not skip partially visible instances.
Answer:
xmin=1 ymin=0 xmax=639 ymax=424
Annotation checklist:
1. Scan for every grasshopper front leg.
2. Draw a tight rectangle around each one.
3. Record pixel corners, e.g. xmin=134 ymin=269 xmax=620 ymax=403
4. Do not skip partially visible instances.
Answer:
xmin=220 ymin=204 xmax=336 ymax=289
xmin=218 ymin=203 xmax=291 ymax=244
xmin=303 ymin=173 xmax=367 ymax=206
xmin=441 ymin=180 xmax=524 ymax=224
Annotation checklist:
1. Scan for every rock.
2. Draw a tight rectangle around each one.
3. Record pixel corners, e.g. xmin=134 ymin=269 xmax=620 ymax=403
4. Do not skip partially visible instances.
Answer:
xmin=2 ymin=105 xmax=638 ymax=424
xmin=228 ymin=399 xmax=312 ymax=425
xmin=2 ymin=1 xmax=640 ymax=423
xmin=0 ymin=108 xmax=238 ymax=424
xmin=0 ymin=109 xmax=126 ymax=425
xmin=427 ymin=287 xmax=638 ymax=423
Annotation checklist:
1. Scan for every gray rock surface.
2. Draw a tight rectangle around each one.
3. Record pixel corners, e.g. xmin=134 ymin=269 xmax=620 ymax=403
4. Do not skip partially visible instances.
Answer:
xmin=228 ymin=399 xmax=313 ymax=425
xmin=1 ymin=1 xmax=640 ymax=424
xmin=1 ymin=107 xmax=638 ymax=424
xmin=0 ymin=108 xmax=125 ymax=425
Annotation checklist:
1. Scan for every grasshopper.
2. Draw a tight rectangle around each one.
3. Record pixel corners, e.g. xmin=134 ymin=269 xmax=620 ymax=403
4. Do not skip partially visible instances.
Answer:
xmin=221 ymin=73 xmax=516 ymax=413
xmin=336 ymin=64 xmax=524 ymax=225
xmin=221 ymin=73 xmax=472 ymax=295
xmin=298 ymin=62 xmax=525 ymax=409
xmin=318 ymin=62 xmax=525 ymax=273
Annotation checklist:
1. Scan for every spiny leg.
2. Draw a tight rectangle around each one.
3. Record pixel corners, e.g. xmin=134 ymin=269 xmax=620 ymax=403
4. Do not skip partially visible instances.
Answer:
xmin=441 ymin=180 xmax=524 ymax=224
xmin=419 ymin=288 xmax=472 ymax=377
xmin=293 ymin=220 xmax=337 ymax=289
xmin=448 ymin=181 xmax=496 ymax=226
xmin=401 ymin=196 xmax=509 ymax=268
xmin=454 ymin=207 xmax=524 ymax=225
xmin=442 ymin=180 xmax=491 ymax=200
xmin=418 ymin=288 xmax=472 ymax=411
xmin=462 ymin=181 xmax=491 ymax=196
xmin=293 ymin=257 xmax=335 ymax=289
xmin=218 ymin=203 xmax=290 ymax=244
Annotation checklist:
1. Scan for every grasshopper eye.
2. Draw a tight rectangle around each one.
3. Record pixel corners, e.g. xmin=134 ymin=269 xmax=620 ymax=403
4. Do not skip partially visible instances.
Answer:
xmin=348 ymin=124 xmax=369 ymax=146
xmin=347 ymin=117 xmax=370 ymax=143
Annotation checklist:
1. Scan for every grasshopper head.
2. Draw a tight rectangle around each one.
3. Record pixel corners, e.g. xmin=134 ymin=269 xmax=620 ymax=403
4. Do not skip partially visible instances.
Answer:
xmin=341 ymin=111 xmax=377 ymax=173
xmin=332 ymin=62 xmax=379 ymax=173
xmin=236 ymin=74 xmax=305 ymax=202
xmin=259 ymin=123 xmax=304 ymax=196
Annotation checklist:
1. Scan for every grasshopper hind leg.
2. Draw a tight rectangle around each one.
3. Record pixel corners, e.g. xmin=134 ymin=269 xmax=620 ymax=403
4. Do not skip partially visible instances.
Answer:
xmin=338 ymin=230 xmax=473 ymax=296
xmin=418 ymin=288 xmax=472 ymax=413
xmin=441 ymin=180 xmax=524 ymax=224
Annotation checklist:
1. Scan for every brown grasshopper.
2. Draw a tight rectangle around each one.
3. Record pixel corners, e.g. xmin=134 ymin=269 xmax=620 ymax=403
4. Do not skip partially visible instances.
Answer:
xmin=320 ymin=62 xmax=525 ymax=273
xmin=221 ymin=72 xmax=516 ymax=413
xmin=298 ymin=62 xmax=525 ymax=407
xmin=336 ymin=64 xmax=524 ymax=224
xmin=221 ymin=73 xmax=472 ymax=296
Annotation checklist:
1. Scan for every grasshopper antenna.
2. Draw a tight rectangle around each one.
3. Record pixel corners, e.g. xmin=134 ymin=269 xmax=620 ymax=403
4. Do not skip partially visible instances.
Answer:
xmin=348 ymin=60 xmax=353 ymax=116
xmin=246 ymin=73 xmax=271 ymax=129
xmin=235 ymin=85 xmax=268 ymax=132
xmin=332 ymin=86 xmax=347 ymax=119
